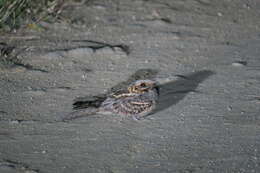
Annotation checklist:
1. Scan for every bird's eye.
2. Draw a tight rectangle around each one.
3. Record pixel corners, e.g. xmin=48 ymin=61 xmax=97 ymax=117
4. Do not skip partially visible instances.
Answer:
xmin=140 ymin=83 xmax=146 ymax=87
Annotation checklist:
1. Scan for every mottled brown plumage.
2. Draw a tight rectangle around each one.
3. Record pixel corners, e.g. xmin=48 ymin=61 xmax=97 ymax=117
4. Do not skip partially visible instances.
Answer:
xmin=64 ymin=80 xmax=159 ymax=121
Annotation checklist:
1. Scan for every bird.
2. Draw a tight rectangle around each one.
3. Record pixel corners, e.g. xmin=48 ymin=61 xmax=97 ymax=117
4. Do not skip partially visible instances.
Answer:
xmin=62 ymin=79 xmax=159 ymax=121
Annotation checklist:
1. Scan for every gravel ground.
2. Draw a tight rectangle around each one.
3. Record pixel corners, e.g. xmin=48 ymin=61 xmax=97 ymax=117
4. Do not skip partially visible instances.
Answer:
xmin=0 ymin=0 xmax=260 ymax=172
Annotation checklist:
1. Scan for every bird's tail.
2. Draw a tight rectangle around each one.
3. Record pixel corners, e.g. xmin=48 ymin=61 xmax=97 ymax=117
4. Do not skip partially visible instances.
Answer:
xmin=72 ymin=95 xmax=106 ymax=110
xmin=61 ymin=108 xmax=99 ymax=121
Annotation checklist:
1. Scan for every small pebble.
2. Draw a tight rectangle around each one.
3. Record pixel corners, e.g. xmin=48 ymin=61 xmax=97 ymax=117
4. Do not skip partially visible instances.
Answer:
xmin=81 ymin=74 xmax=87 ymax=80
xmin=25 ymin=170 xmax=38 ymax=173
xmin=217 ymin=12 xmax=223 ymax=17
xmin=232 ymin=61 xmax=247 ymax=67
xmin=144 ymin=59 xmax=150 ymax=63
xmin=10 ymin=120 xmax=20 ymax=124
xmin=27 ymin=86 xmax=32 ymax=90
xmin=243 ymin=3 xmax=251 ymax=9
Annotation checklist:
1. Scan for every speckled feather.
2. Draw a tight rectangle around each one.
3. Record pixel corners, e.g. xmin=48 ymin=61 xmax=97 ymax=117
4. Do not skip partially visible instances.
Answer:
xmin=65 ymin=80 xmax=159 ymax=121
xmin=99 ymin=80 xmax=159 ymax=119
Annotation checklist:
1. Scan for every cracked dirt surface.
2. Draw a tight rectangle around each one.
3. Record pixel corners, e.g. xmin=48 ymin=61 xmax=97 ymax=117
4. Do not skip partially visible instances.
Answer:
xmin=0 ymin=0 xmax=260 ymax=172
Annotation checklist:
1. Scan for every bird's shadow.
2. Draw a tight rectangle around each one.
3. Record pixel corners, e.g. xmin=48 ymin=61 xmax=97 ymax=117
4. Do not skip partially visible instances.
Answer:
xmin=153 ymin=70 xmax=214 ymax=115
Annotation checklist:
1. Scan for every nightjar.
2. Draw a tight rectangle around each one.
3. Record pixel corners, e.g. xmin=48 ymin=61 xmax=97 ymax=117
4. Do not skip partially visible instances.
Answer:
xmin=63 ymin=79 xmax=159 ymax=121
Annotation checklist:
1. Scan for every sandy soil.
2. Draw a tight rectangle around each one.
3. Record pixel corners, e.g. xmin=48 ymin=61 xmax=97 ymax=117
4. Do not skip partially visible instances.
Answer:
xmin=0 ymin=0 xmax=260 ymax=172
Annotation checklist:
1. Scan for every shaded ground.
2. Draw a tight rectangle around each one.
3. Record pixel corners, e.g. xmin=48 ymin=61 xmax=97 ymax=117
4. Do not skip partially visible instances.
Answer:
xmin=0 ymin=0 xmax=260 ymax=172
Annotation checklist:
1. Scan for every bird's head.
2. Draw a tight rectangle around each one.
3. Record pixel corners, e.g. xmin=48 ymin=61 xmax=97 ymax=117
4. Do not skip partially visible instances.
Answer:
xmin=128 ymin=80 xmax=158 ymax=94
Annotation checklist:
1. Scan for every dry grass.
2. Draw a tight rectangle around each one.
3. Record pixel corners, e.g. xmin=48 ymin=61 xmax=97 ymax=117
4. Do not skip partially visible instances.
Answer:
xmin=0 ymin=0 xmax=66 ymax=31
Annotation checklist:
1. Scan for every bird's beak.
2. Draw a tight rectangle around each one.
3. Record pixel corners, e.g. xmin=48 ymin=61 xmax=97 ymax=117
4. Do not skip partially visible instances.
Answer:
xmin=143 ymin=82 xmax=156 ymax=90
